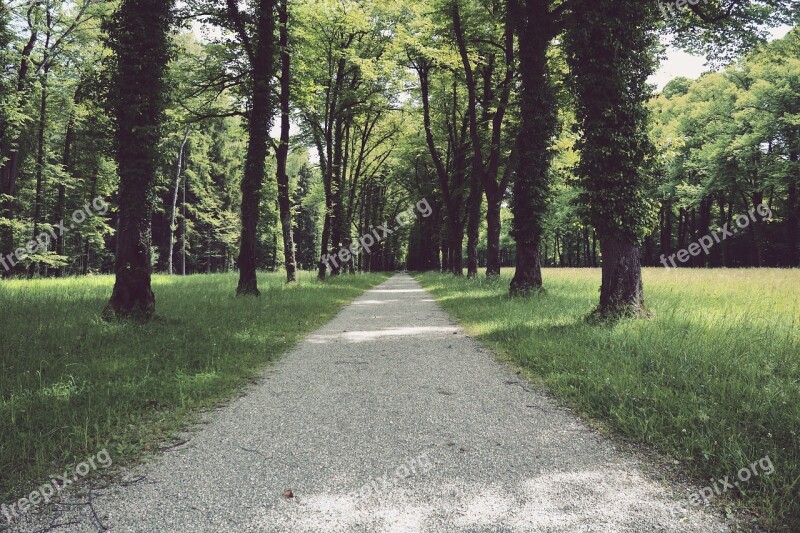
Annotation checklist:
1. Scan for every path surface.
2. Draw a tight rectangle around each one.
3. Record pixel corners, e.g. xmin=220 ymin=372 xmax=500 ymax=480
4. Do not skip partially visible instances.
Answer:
xmin=15 ymin=274 xmax=727 ymax=532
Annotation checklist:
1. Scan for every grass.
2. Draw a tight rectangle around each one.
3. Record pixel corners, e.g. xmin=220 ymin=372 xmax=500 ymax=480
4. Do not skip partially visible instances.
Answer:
xmin=415 ymin=268 xmax=800 ymax=530
xmin=0 ymin=271 xmax=388 ymax=503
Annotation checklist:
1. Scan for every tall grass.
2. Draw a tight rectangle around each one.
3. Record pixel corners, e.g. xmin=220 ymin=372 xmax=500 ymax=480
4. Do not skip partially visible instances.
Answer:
xmin=0 ymin=272 xmax=388 ymax=502
xmin=416 ymin=268 xmax=800 ymax=530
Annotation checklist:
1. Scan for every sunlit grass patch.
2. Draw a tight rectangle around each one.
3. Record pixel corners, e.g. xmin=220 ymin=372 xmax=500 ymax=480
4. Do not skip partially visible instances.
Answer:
xmin=0 ymin=271 xmax=388 ymax=502
xmin=416 ymin=268 xmax=800 ymax=529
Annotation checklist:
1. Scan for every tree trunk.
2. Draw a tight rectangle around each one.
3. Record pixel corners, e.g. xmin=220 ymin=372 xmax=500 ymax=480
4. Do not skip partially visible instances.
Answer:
xmin=30 ymin=65 xmax=49 ymax=278
xmin=510 ymin=240 xmax=542 ymax=295
xmin=104 ymin=0 xmax=173 ymax=320
xmin=509 ymin=0 xmax=556 ymax=294
xmin=466 ymin=176 xmax=481 ymax=278
xmin=235 ymin=0 xmax=276 ymax=296
xmin=181 ymin=171 xmax=187 ymax=275
xmin=787 ymin=152 xmax=799 ymax=266
xmin=168 ymin=128 xmax=190 ymax=275
xmin=55 ymin=106 xmax=77 ymax=277
xmin=486 ymin=194 xmax=502 ymax=276
xmin=276 ymin=0 xmax=297 ymax=283
xmin=595 ymin=236 xmax=649 ymax=318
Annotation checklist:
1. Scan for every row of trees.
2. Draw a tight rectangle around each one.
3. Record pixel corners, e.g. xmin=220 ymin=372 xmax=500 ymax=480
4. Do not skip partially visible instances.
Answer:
xmin=1 ymin=0 xmax=797 ymax=319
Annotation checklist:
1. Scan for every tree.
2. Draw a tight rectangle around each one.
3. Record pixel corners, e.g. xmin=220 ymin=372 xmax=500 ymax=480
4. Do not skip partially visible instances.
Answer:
xmin=508 ymin=0 xmax=561 ymax=294
xmin=103 ymin=0 xmax=174 ymax=320
xmin=275 ymin=0 xmax=297 ymax=282
xmin=228 ymin=0 xmax=277 ymax=296
xmin=451 ymin=0 xmax=517 ymax=278
xmin=564 ymin=0 xmax=658 ymax=317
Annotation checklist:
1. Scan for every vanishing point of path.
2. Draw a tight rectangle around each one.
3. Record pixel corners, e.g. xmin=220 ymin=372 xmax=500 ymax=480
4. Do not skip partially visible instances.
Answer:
xmin=17 ymin=274 xmax=727 ymax=532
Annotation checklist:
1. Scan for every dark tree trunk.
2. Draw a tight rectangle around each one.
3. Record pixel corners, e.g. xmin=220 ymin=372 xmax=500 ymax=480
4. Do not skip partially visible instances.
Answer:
xmin=509 ymin=0 xmax=556 ymax=295
xmin=235 ymin=0 xmax=276 ymax=296
xmin=659 ymin=201 xmax=672 ymax=258
xmin=276 ymin=0 xmax=296 ymax=283
xmin=595 ymin=236 xmax=648 ymax=318
xmin=104 ymin=0 xmax=173 ymax=320
xmin=486 ymin=194 xmax=502 ymax=276
xmin=510 ymin=240 xmax=542 ymax=295
xmin=788 ymin=152 xmax=799 ymax=266
xmin=449 ymin=219 xmax=464 ymax=276
xmin=466 ymin=176 xmax=482 ymax=278
xmin=750 ymin=191 xmax=764 ymax=267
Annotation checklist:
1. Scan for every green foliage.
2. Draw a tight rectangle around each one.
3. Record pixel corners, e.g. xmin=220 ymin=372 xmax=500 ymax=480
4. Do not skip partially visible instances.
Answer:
xmin=565 ymin=0 xmax=660 ymax=242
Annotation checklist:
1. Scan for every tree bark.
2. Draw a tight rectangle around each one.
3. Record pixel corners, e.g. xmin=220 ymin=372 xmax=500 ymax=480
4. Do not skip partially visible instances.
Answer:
xmin=276 ymin=0 xmax=297 ymax=283
xmin=510 ymin=0 xmax=556 ymax=295
xmin=30 ymin=62 xmax=49 ymax=278
xmin=168 ymin=128 xmax=190 ymax=275
xmin=55 ymin=102 xmax=77 ymax=277
xmin=466 ymin=174 xmax=482 ymax=278
xmin=104 ymin=0 xmax=173 ymax=320
xmin=235 ymin=0 xmax=276 ymax=296
xmin=595 ymin=236 xmax=648 ymax=318
xmin=787 ymin=152 xmax=799 ymax=266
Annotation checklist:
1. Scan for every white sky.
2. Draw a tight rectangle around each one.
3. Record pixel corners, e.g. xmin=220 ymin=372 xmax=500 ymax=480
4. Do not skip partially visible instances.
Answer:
xmin=650 ymin=25 xmax=794 ymax=90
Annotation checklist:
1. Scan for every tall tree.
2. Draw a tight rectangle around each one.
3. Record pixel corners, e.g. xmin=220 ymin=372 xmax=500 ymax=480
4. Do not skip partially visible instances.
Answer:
xmin=451 ymin=0 xmax=516 ymax=278
xmin=508 ymin=0 xmax=561 ymax=294
xmin=228 ymin=0 xmax=277 ymax=296
xmin=565 ymin=0 xmax=658 ymax=317
xmin=275 ymin=0 xmax=297 ymax=282
xmin=103 ymin=0 xmax=174 ymax=319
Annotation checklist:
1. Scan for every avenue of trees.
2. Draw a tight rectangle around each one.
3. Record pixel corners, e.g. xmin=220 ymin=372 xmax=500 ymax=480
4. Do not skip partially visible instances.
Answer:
xmin=0 ymin=0 xmax=797 ymax=318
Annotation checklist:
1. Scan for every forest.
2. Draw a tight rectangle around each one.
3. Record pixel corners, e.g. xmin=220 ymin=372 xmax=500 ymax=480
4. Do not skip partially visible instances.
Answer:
xmin=0 ymin=0 xmax=797 ymax=317
xmin=1 ymin=1 xmax=800 ymax=530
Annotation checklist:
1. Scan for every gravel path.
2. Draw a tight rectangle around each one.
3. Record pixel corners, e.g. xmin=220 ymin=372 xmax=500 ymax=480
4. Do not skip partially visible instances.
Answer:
xmin=10 ymin=273 xmax=727 ymax=532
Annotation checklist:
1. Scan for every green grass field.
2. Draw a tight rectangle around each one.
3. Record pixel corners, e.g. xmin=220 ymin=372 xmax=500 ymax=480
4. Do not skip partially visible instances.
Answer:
xmin=0 ymin=272 xmax=388 ymax=502
xmin=416 ymin=268 xmax=800 ymax=529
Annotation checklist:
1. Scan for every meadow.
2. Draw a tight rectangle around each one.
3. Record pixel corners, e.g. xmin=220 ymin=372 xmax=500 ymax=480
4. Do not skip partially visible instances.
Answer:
xmin=0 ymin=272 xmax=388 ymax=502
xmin=416 ymin=268 xmax=800 ymax=529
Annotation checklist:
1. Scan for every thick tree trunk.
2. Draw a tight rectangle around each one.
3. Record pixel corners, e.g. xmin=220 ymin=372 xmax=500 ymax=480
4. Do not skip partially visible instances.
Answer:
xmin=788 ymin=152 xmax=799 ymax=266
xmin=276 ymin=0 xmax=296 ymax=283
xmin=509 ymin=0 xmax=555 ymax=294
xmin=594 ymin=236 xmax=649 ymax=318
xmin=235 ymin=0 xmax=276 ymax=296
xmin=510 ymin=240 xmax=542 ymax=295
xmin=104 ymin=0 xmax=173 ymax=320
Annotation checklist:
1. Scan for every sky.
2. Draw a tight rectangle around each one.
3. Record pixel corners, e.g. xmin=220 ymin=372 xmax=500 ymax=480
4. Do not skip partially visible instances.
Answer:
xmin=649 ymin=24 xmax=794 ymax=90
